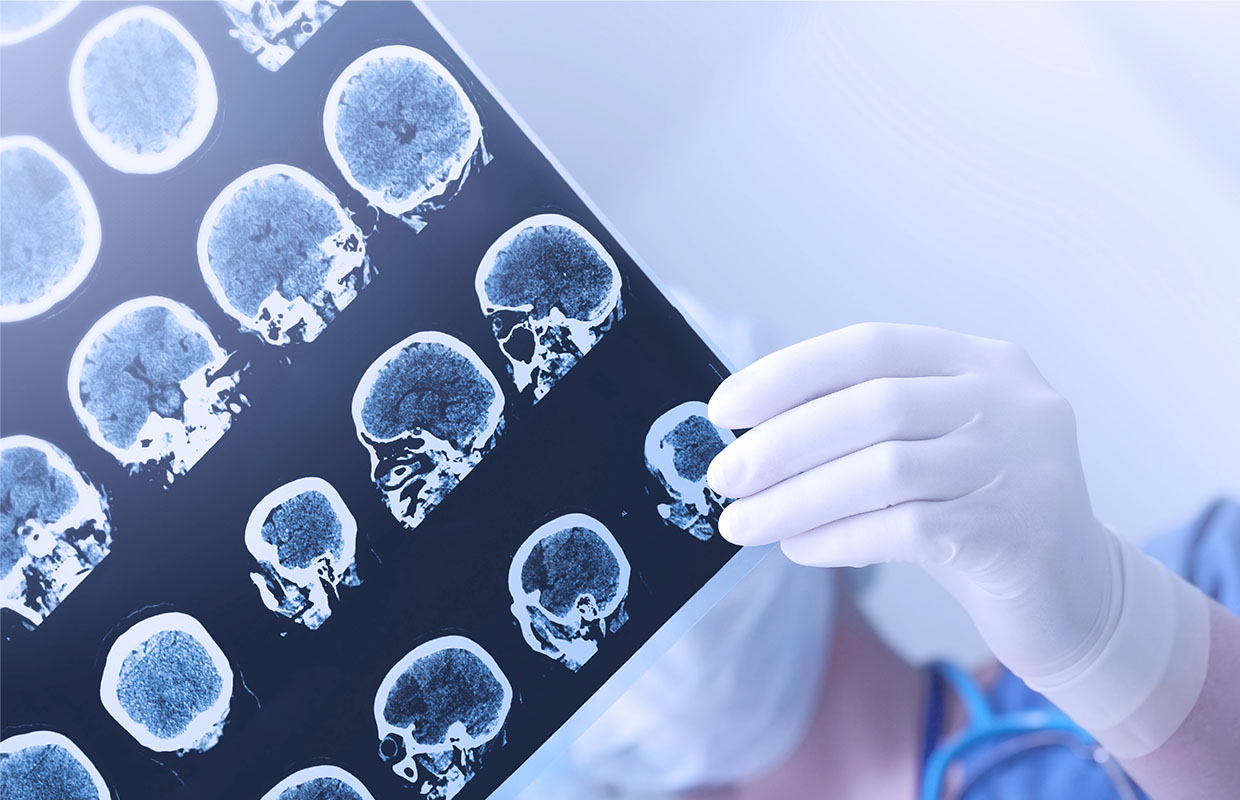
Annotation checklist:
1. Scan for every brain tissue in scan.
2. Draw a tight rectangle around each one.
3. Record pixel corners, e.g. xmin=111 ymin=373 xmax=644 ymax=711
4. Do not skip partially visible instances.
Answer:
xmin=1 ymin=437 xmax=111 ymax=629
xmin=245 ymin=477 xmax=360 ymax=630
xmin=260 ymin=765 xmax=375 ymax=800
xmin=0 ymin=136 xmax=100 ymax=323
xmin=645 ymin=401 xmax=736 ymax=541
xmin=70 ymin=6 xmax=216 ymax=173
xmin=509 ymin=513 xmax=630 ymax=671
xmin=69 ymin=297 xmax=245 ymax=483
xmin=199 ymin=164 xmax=370 ymax=345
xmin=375 ymin=636 xmax=512 ymax=800
xmin=352 ymin=332 xmax=504 ymax=531
xmin=476 ymin=214 xmax=623 ymax=403
xmin=325 ymin=45 xmax=482 ymax=227
xmin=217 ymin=0 xmax=346 ymax=72
xmin=0 ymin=730 xmax=109 ymax=800
xmin=100 ymin=612 xmax=233 ymax=753
xmin=0 ymin=0 xmax=79 ymax=46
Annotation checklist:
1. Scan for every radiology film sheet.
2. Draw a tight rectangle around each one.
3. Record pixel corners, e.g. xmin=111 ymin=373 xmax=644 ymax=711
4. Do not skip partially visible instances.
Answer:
xmin=0 ymin=3 xmax=760 ymax=798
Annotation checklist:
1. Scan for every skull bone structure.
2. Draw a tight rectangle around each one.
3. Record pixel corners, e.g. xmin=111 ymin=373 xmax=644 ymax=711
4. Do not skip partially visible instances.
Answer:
xmin=508 ymin=513 xmax=630 ymax=671
xmin=324 ymin=45 xmax=482 ymax=229
xmin=0 ymin=0 xmax=80 ymax=46
xmin=260 ymin=765 xmax=376 ymax=800
xmin=1 ymin=436 xmax=111 ymax=629
xmin=68 ymin=297 xmax=246 ymax=484
xmin=0 ymin=136 xmax=100 ymax=322
xmin=70 ymin=5 xmax=217 ymax=174
xmin=217 ymin=0 xmax=346 ymax=72
xmin=352 ymin=332 xmax=503 ymax=531
xmin=100 ymin=611 xmax=233 ymax=753
xmin=0 ymin=730 xmax=110 ymax=800
xmin=198 ymin=164 xmax=370 ymax=346
xmin=374 ymin=636 xmax=512 ymax=799
xmin=645 ymin=401 xmax=736 ymax=541
xmin=475 ymin=214 xmax=623 ymax=403
xmin=245 ymin=477 xmax=360 ymax=630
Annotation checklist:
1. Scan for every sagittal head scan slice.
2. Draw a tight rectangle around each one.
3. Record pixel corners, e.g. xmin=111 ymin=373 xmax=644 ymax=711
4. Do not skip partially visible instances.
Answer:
xmin=324 ymin=45 xmax=482 ymax=226
xmin=476 ymin=214 xmax=623 ymax=403
xmin=217 ymin=0 xmax=347 ymax=73
xmin=259 ymin=765 xmax=376 ymax=800
xmin=245 ymin=477 xmax=361 ymax=630
xmin=0 ymin=729 xmax=110 ymax=800
xmin=352 ymin=332 xmax=504 ymax=531
xmin=70 ymin=5 xmax=217 ymax=174
xmin=199 ymin=164 xmax=370 ymax=346
xmin=645 ymin=401 xmax=736 ymax=541
xmin=1 ymin=436 xmax=111 ymax=629
xmin=69 ymin=297 xmax=245 ymax=484
xmin=375 ymin=636 xmax=513 ymax=800
xmin=100 ymin=612 xmax=233 ymax=754
xmin=509 ymin=513 xmax=630 ymax=671
xmin=0 ymin=136 xmax=101 ymax=323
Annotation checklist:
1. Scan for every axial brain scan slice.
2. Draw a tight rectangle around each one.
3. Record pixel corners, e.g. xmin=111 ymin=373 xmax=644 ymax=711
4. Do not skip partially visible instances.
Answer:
xmin=0 ymin=0 xmax=79 ymax=46
xmin=245 ymin=477 xmax=360 ymax=630
xmin=645 ymin=401 xmax=736 ymax=541
xmin=70 ymin=6 xmax=217 ymax=174
xmin=0 ymin=730 xmax=109 ymax=800
xmin=260 ymin=765 xmax=375 ymax=800
xmin=100 ymin=612 xmax=233 ymax=754
xmin=68 ymin=297 xmax=245 ymax=483
xmin=0 ymin=136 xmax=100 ymax=323
xmin=352 ymin=332 xmax=503 ymax=531
xmin=1 ymin=436 xmax=111 ymax=628
xmin=475 ymin=214 xmax=623 ymax=403
xmin=324 ymin=45 xmax=482 ymax=225
xmin=509 ymin=513 xmax=630 ymax=671
xmin=375 ymin=636 xmax=512 ymax=800
xmin=198 ymin=164 xmax=370 ymax=345
xmin=217 ymin=0 xmax=346 ymax=72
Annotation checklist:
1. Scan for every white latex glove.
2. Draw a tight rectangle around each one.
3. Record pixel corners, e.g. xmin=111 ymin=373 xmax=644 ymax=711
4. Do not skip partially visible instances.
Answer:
xmin=707 ymin=323 xmax=1211 ymax=759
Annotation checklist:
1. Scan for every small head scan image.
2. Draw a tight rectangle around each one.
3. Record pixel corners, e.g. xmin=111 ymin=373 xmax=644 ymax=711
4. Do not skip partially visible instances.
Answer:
xmin=260 ymin=765 xmax=375 ymax=800
xmin=68 ymin=297 xmax=245 ymax=483
xmin=324 ymin=45 xmax=482 ymax=226
xmin=70 ymin=6 xmax=217 ymax=174
xmin=245 ymin=477 xmax=360 ymax=630
xmin=645 ymin=401 xmax=736 ymax=541
xmin=0 ymin=136 xmax=100 ymax=323
xmin=0 ymin=730 xmax=110 ymax=800
xmin=100 ymin=612 xmax=233 ymax=753
xmin=0 ymin=0 xmax=79 ymax=46
xmin=375 ymin=636 xmax=512 ymax=800
xmin=217 ymin=0 xmax=346 ymax=72
xmin=508 ymin=513 xmax=630 ymax=671
xmin=1 ymin=436 xmax=111 ymax=629
xmin=475 ymin=214 xmax=623 ymax=403
xmin=352 ymin=332 xmax=504 ymax=531
xmin=198 ymin=164 xmax=371 ymax=346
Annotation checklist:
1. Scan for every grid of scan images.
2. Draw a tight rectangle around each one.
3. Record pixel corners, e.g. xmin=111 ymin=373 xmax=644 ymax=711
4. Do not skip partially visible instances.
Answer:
xmin=0 ymin=2 xmax=741 ymax=798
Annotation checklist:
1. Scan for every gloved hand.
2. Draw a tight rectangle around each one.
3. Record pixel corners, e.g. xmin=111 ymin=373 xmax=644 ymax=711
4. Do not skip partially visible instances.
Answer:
xmin=707 ymin=322 xmax=1210 ymax=759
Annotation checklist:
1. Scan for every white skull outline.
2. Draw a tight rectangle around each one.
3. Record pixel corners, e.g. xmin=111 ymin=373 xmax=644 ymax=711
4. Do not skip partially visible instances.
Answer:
xmin=259 ymin=764 xmax=376 ymax=800
xmin=0 ymin=730 xmax=110 ymax=800
xmin=644 ymin=401 xmax=736 ymax=541
xmin=374 ymin=635 xmax=513 ymax=799
xmin=351 ymin=331 xmax=504 ymax=531
xmin=197 ymin=164 xmax=370 ymax=346
xmin=1 ymin=436 xmax=112 ymax=629
xmin=68 ymin=296 xmax=245 ymax=483
xmin=245 ymin=477 xmax=361 ymax=630
xmin=508 ymin=512 xmax=630 ymax=671
xmin=474 ymin=214 xmax=623 ymax=403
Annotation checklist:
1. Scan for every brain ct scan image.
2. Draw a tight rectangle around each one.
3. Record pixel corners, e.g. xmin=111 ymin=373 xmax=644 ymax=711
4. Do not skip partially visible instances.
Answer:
xmin=0 ymin=136 xmax=101 ymax=323
xmin=0 ymin=0 xmax=79 ymax=46
xmin=645 ymin=401 xmax=736 ymax=541
xmin=68 ymin=297 xmax=245 ymax=484
xmin=352 ymin=331 xmax=504 ymax=531
xmin=259 ymin=765 xmax=375 ymax=800
xmin=1 ymin=436 xmax=111 ymax=629
xmin=70 ymin=6 xmax=217 ymax=174
xmin=100 ymin=612 xmax=233 ymax=754
xmin=324 ymin=45 xmax=482 ymax=227
xmin=198 ymin=164 xmax=371 ymax=346
xmin=476 ymin=214 xmax=623 ymax=403
xmin=508 ymin=513 xmax=630 ymax=671
xmin=0 ymin=730 xmax=109 ymax=800
xmin=217 ymin=0 xmax=346 ymax=72
xmin=375 ymin=636 xmax=512 ymax=800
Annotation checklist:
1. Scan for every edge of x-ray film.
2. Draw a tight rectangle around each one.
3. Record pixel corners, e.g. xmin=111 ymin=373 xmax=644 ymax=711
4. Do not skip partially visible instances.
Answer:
xmin=0 ymin=729 xmax=110 ymax=799
xmin=413 ymin=4 xmax=772 ymax=796
xmin=259 ymin=764 xmax=377 ymax=800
